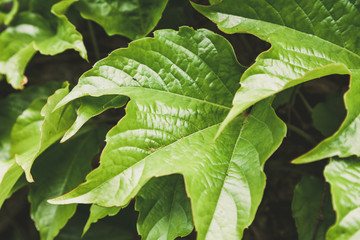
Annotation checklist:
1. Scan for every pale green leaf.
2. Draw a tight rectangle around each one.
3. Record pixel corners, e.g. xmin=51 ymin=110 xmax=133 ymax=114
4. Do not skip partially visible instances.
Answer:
xmin=192 ymin=0 xmax=360 ymax=163
xmin=49 ymin=27 xmax=286 ymax=239
xmin=292 ymin=176 xmax=335 ymax=240
xmin=0 ymin=0 xmax=87 ymax=88
xmin=0 ymin=82 xmax=62 ymax=208
xmin=83 ymin=205 xmax=120 ymax=236
xmin=62 ymin=95 xmax=128 ymax=142
xmin=324 ymin=157 xmax=360 ymax=240
xmin=11 ymin=82 xmax=76 ymax=182
xmin=75 ymin=0 xmax=168 ymax=39
xmin=136 ymin=175 xmax=193 ymax=240
xmin=29 ymin=126 xmax=107 ymax=240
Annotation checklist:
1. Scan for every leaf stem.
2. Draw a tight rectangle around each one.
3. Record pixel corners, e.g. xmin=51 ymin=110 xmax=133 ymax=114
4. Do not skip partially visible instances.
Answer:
xmin=286 ymin=123 xmax=317 ymax=145
xmin=298 ymin=91 xmax=313 ymax=113
xmin=312 ymin=182 xmax=327 ymax=240
xmin=87 ymin=21 xmax=100 ymax=61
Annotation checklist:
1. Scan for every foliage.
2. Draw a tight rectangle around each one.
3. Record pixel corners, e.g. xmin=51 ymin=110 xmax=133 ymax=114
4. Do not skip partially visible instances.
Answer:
xmin=0 ymin=0 xmax=359 ymax=239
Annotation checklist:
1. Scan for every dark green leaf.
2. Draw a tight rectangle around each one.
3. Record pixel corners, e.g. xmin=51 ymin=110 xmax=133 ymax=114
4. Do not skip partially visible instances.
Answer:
xmin=29 ymin=126 xmax=107 ymax=240
xmin=312 ymin=93 xmax=346 ymax=137
xmin=292 ymin=176 xmax=335 ymax=240
xmin=82 ymin=205 xmax=120 ymax=236
xmin=76 ymin=0 xmax=168 ymax=39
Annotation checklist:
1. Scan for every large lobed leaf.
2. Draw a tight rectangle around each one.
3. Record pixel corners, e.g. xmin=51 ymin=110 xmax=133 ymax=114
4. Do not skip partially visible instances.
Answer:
xmin=0 ymin=0 xmax=87 ymax=89
xmin=192 ymin=0 xmax=360 ymax=163
xmin=325 ymin=157 xmax=360 ymax=239
xmin=50 ymin=27 xmax=286 ymax=239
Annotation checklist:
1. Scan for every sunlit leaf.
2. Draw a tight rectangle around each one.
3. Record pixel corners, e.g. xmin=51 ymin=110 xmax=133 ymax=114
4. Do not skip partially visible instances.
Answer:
xmin=325 ymin=157 xmax=360 ymax=239
xmin=192 ymin=0 xmax=360 ymax=163
xmin=49 ymin=27 xmax=286 ymax=239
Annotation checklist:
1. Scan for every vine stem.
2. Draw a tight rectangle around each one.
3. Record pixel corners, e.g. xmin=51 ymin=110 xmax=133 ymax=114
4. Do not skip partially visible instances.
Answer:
xmin=286 ymin=123 xmax=317 ymax=145
xmin=312 ymin=182 xmax=327 ymax=240
xmin=87 ymin=21 xmax=100 ymax=61
xmin=298 ymin=91 xmax=313 ymax=113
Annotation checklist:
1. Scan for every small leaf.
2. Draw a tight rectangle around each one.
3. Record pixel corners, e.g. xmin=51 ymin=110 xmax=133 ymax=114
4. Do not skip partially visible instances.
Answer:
xmin=324 ymin=157 xmax=360 ymax=239
xmin=136 ymin=175 xmax=193 ymax=240
xmin=75 ymin=0 xmax=168 ymax=39
xmin=192 ymin=0 xmax=360 ymax=163
xmin=83 ymin=205 xmax=121 ymax=236
xmin=62 ymin=95 xmax=128 ymax=142
xmin=312 ymin=93 xmax=346 ymax=137
xmin=0 ymin=1 xmax=87 ymax=88
xmin=29 ymin=126 xmax=107 ymax=240
xmin=11 ymin=82 xmax=77 ymax=182
xmin=292 ymin=176 xmax=335 ymax=240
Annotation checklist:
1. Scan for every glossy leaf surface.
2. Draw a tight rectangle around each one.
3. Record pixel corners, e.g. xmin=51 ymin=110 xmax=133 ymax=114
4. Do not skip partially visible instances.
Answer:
xmin=136 ymin=175 xmax=193 ymax=240
xmin=29 ymin=127 xmax=107 ymax=240
xmin=62 ymin=95 xmax=127 ymax=142
xmin=325 ymin=157 xmax=360 ymax=239
xmin=11 ymin=83 xmax=76 ymax=182
xmin=76 ymin=0 xmax=168 ymax=39
xmin=50 ymin=27 xmax=286 ymax=239
xmin=0 ymin=0 xmax=86 ymax=88
xmin=193 ymin=0 xmax=360 ymax=163
xmin=292 ymin=176 xmax=335 ymax=240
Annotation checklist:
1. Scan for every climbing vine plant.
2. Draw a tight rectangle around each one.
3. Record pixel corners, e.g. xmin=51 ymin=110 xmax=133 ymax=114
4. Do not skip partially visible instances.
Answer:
xmin=0 ymin=0 xmax=359 ymax=239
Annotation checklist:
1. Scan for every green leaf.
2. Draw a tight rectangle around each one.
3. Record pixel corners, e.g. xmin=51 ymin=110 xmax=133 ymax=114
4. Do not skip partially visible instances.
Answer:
xmin=0 ymin=0 xmax=87 ymax=89
xmin=75 ymin=0 xmax=168 ymax=39
xmin=135 ymin=175 xmax=193 ymax=240
xmin=62 ymin=95 xmax=128 ymax=142
xmin=324 ymin=157 xmax=360 ymax=240
xmin=56 ymin=205 xmax=138 ymax=240
xmin=83 ymin=205 xmax=121 ymax=236
xmin=0 ymin=82 xmax=62 ymax=208
xmin=49 ymin=27 xmax=286 ymax=239
xmin=0 ymin=0 xmax=19 ymax=25
xmin=312 ymin=93 xmax=346 ymax=137
xmin=192 ymin=0 xmax=360 ymax=163
xmin=292 ymin=176 xmax=335 ymax=240
xmin=11 ymin=82 xmax=77 ymax=182
xmin=29 ymin=126 xmax=107 ymax=240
